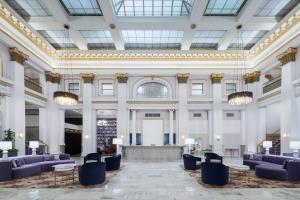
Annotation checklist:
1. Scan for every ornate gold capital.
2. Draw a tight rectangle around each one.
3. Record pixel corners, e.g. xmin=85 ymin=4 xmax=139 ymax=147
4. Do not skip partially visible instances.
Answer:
xmin=210 ymin=73 xmax=224 ymax=84
xmin=116 ymin=73 xmax=128 ymax=83
xmin=243 ymin=71 xmax=261 ymax=84
xmin=45 ymin=71 xmax=60 ymax=84
xmin=8 ymin=47 xmax=28 ymax=64
xmin=177 ymin=73 xmax=189 ymax=83
xmin=276 ymin=47 xmax=297 ymax=65
xmin=81 ymin=73 xmax=95 ymax=84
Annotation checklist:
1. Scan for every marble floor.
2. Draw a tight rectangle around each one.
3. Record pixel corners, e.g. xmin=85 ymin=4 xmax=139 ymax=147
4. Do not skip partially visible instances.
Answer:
xmin=0 ymin=158 xmax=300 ymax=200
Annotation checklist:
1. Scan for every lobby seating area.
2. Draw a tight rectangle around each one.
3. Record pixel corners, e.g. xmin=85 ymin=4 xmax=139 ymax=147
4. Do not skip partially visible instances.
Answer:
xmin=183 ymin=154 xmax=201 ymax=171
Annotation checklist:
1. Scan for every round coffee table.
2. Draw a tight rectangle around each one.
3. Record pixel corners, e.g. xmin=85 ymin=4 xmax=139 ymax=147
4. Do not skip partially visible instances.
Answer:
xmin=52 ymin=164 xmax=78 ymax=185
xmin=228 ymin=164 xmax=250 ymax=183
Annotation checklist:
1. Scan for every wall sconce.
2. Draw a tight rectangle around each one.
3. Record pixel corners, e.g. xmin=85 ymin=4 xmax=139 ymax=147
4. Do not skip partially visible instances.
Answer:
xmin=84 ymin=134 xmax=89 ymax=139
xmin=282 ymin=133 xmax=288 ymax=138
xmin=216 ymin=135 xmax=221 ymax=141
xmin=182 ymin=135 xmax=185 ymax=139
xmin=18 ymin=133 xmax=24 ymax=139
xmin=121 ymin=135 xmax=124 ymax=139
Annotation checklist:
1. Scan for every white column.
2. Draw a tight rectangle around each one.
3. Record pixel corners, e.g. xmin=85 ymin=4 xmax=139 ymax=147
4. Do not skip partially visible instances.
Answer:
xmin=116 ymin=74 xmax=128 ymax=141
xmin=211 ymin=74 xmax=223 ymax=154
xmin=131 ymin=109 xmax=136 ymax=145
xmin=39 ymin=108 xmax=48 ymax=144
xmin=241 ymin=110 xmax=246 ymax=145
xmin=258 ymin=107 xmax=267 ymax=143
xmin=278 ymin=48 xmax=298 ymax=154
xmin=58 ymin=109 xmax=65 ymax=153
xmin=177 ymin=74 xmax=189 ymax=145
xmin=81 ymin=74 xmax=95 ymax=156
xmin=169 ymin=109 xmax=174 ymax=145
xmin=92 ymin=110 xmax=97 ymax=152
xmin=10 ymin=61 xmax=26 ymax=155
xmin=208 ymin=110 xmax=213 ymax=148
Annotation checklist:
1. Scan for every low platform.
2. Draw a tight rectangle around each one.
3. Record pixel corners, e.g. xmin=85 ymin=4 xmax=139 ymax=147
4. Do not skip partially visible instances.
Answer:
xmin=122 ymin=146 xmax=184 ymax=161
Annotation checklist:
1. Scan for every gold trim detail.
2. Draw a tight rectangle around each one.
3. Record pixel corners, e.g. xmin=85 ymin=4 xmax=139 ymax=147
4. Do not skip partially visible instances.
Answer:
xmin=81 ymin=73 xmax=95 ymax=84
xmin=8 ymin=47 xmax=28 ymax=64
xmin=116 ymin=73 xmax=128 ymax=83
xmin=177 ymin=73 xmax=189 ymax=83
xmin=276 ymin=47 xmax=297 ymax=66
xmin=243 ymin=71 xmax=261 ymax=84
xmin=45 ymin=71 xmax=60 ymax=84
xmin=210 ymin=73 xmax=224 ymax=84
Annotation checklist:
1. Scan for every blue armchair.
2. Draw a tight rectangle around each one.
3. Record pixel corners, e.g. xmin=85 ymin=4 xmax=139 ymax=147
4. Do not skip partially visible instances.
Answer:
xmin=84 ymin=153 xmax=101 ymax=164
xmin=105 ymin=155 xmax=121 ymax=171
xmin=201 ymin=162 xmax=229 ymax=186
xmin=78 ymin=162 xmax=106 ymax=186
xmin=204 ymin=152 xmax=223 ymax=163
xmin=183 ymin=154 xmax=201 ymax=170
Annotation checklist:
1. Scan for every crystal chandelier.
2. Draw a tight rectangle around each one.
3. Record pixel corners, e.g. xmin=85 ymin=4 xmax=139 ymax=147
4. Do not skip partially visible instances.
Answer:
xmin=228 ymin=25 xmax=253 ymax=106
xmin=53 ymin=25 xmax=78 ymax=106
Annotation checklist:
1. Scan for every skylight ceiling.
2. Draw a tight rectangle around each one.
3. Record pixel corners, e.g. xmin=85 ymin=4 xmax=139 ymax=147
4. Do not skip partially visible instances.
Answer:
xmin=59 ymin=0 xmax=102 ymax=16
xmin=79 ymin=30 xmax=116 ymax=50
xmin=255 ymin=0 xmax=299 ymax=17
xmin=5 ymin=0 xmax=51 ymax=17
xmin=228 ymin=30 xmax=268 ymax=50
xmin=38 ymin=30 xmax=78 ymax=50
xmin=191 ymin=30 xmax=226 ymax=49
xmin=204 ymin=0 xmax=247 ymax=16
xmin=112 ymin=0 xmax=195 ymax=16
xmin=121 ymin=30 xmax=184 ymax=49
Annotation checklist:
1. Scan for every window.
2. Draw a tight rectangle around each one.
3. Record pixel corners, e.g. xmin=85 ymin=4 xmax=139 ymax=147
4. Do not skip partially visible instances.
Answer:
xmin=145 ymin=113 xmax=161 ymax=118
xmin=226 ymin=113 xmax=234 ymax=117
xmin=164 ymin=133 xmax=170 ymax=145
xmin=5 ymin=0 xmax=51 ymax=17
xmin=255 ymin=0 xmax=299 ymax=17
xmin=228 ymin=30 xmax=268 ymax=50
xmin=79 ymin=30 xmax=116 ymax=50
xmin=225 ymin=83 xmax=236 ymax=95
xmin=137 ymin=82 xmax=168 ymax=98
xmin=204 ymin=0 xmax=247 ymax=16
xmin=68 ymin=82 xmax=80 ymax=95
xmin=59 ymin=0 xmax=102 ymax=16
xmin=193 ymin=113 xmax=202 ymax=117
xmin=191 ymin=83 xmax=204 ymax=95
xmin=38 ymin=30 xmax=78 ymax=50
xmin=191 ymin=30 xmax=226 ymax=49
xmin=101 ymin=83 xmax=114 ymax=95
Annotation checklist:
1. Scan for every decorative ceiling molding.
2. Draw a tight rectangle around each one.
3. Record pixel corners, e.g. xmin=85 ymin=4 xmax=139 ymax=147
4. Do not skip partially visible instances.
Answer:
xmin=243 ymin=71 xmax=261 ymax=84
xmin=116 ymin=73 xmax=128 ymax=83
xmin=210 ymin=73 xmax=224 ymax=84
xmin=45 ymin=71 xmax=60 ymax=84
xmin=177 ymin=73 xmax=189 ymax=83
xmin=81 ymin=73 xmax=95 ymax=84
xmin=8 ymin=47 xmax=28 ymax=64
xmin=276 ymin=47 xmax=297 ymax=66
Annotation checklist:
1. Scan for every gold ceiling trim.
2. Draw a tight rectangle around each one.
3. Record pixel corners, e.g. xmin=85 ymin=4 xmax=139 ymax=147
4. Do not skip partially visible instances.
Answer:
xmin=0 ymin=2 xmax=299 ymax=62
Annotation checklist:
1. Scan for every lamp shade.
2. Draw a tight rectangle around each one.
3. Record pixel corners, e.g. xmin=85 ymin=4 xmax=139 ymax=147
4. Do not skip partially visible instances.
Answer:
xmin=29 ymin=141 xmax=39 ymax=149
xmin=263 ymin=141 xmax=272 ymax=148
xmin=184 ymin=138 xmax=195 ymax=145
xmin=0 ymin=141 xmax=12 ymax=150
xmin=113 ymin=138 xmax=122 ymax=145
xmin=290 ymin=141 xmax=300 ymax=150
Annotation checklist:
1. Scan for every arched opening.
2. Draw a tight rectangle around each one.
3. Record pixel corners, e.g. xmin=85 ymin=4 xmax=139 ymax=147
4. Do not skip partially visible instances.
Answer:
xmin=136 ymin=82 xmax=169 ymax=98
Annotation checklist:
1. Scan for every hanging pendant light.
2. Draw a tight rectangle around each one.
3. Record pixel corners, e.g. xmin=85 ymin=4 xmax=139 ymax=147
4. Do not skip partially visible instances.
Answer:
xmin=228 ymin=25 xmax=253 ymax=106
xmin=53 ymin=25 xmax=78 ymax=106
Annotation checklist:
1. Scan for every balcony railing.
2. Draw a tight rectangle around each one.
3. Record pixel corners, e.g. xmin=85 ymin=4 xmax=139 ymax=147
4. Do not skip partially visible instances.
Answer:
xmin=24 ymin=76 xmax=42 ymax=94
xmin=263 ymin=76 xmax=281 ymax=94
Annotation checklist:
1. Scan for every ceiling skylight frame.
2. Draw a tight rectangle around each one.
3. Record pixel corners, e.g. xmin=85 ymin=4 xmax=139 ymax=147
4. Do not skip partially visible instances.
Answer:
xmin=59 ymin=0 xmax=103 ymax=16
xmin=5 ymin=0 xmax=51 ymax=17
xmin=228 ymin=30 xmax=268 ymax=50
xmin=191 ymin=30 xmax=226 ymax=50
xmin=38 ymin=30 xmax=78 ymax=50
xmin=255 ymin=0 xmax=299 ymax=17
xmin=79 ymin=30 xmax=116 ymax=50
xmin=204 ymin=0 xmax=248 ymax=16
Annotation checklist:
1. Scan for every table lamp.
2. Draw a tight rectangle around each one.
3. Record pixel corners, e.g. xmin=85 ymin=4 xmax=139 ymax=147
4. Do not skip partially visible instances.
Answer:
xmin=0 ymin=141 xmax=12 ymax=159
xmin=263 ymin=141 xmax=272 ymax=155
xmin=29 ymin=141 xmax=39 ymax=155
xmin=113 ymin=138 xmax=123 ymax=155
xmin=185 ymin=138 xmax=195 ymax=154
xmin=289 ymin=141 xmax=300 ymax=158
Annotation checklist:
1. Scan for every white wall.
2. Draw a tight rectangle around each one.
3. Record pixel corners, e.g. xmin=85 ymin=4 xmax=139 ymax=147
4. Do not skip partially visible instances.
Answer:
xmin=188 ymin=110 xmax=208 ymax=148
xmin=266 ymin=103 xmax=280 ymax=133
xmin=223 ymin=110 xmax=241 ymax=149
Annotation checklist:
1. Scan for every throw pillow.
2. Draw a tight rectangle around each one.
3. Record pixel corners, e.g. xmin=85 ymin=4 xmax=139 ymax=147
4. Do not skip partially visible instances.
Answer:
xmin=11 ymin=160 xmax=22 ymax=168
xmin=15 ymin=160 xmax=22 ymax=167
xmin=44 ymin=155 xmax=55 ymax=161
xmin=282 ymin=160 xmax=290 ymax=169
xmin=253 ymin=154 xmax=263 ymax=161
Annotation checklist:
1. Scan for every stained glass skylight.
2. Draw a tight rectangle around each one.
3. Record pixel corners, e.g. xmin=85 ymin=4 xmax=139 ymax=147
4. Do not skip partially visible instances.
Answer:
xmin=5 ymin=0 xmax=51 ymax=17
xmin=228 ymin=30 xmax=268 ymax=50
xmin=121 ymin=30 xmax=184 ymax=49
xmin=255 ymin=0 xmax=299 ymax=17
xmin=79 ymin=30 xmax=116 ymax=49
xmin=112 ymin=0 xmax=195 ymax=16
xmin=204 ymin=0 xmax=247 ymax=16
xmin=191 ymin=30 xmax=226 ymax=49
xmin=38 ymin=30 xmax=78 ymax=50
xmin=60 ymin=0 xmax=102 ymax=16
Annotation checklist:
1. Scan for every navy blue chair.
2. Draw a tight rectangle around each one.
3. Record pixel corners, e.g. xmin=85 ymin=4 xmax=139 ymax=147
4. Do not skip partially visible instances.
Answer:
xmin=78 ymin=162 xmax=106 ymax=186
xmin=201 ymin=162 xmax=229 ymax=186
xmin=183 ymin=154 xmax=201 ymax=170
xmin=105 ymin=155 xmax=121 ymax=171
xmin=84 ymin=153 xmax=101 ymax=164
xmin=204 ymin=152 xmax=223 ymax=163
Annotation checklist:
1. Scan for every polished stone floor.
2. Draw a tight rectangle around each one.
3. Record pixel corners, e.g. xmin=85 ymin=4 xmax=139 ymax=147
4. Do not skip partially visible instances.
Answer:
xmin=0 ymin=158 xmax=300 ymax=200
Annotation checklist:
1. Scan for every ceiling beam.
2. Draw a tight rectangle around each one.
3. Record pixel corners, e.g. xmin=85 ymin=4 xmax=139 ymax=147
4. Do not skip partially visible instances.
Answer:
xmin=97 ymin=0 xmax=124 ymax=50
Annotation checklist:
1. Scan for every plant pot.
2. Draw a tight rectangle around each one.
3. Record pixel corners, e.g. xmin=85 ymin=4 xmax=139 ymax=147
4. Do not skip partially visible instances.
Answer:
xmin=8 ymin=149 xmax=18 ymax=157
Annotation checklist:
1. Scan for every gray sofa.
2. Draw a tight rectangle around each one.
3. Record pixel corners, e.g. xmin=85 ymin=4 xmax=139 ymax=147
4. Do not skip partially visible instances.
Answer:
xmin=0 ymin=154 xmax=74 ymax=181
xmin=243 ymin=154 xmax=300 ymax=181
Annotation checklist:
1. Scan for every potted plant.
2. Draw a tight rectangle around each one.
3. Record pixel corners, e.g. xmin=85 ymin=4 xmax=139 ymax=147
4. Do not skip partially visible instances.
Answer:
xmin=2 ymin=129 xmax=18 ymax=157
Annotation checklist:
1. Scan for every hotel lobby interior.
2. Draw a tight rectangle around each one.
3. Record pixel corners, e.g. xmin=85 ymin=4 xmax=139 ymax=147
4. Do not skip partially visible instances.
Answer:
xmin=0 ymin=0 xmax=300 ymax=199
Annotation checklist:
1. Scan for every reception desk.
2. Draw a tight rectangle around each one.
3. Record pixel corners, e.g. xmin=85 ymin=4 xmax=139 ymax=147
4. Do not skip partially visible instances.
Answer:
xmin=122 ymin=146 xmax=184 ymax=161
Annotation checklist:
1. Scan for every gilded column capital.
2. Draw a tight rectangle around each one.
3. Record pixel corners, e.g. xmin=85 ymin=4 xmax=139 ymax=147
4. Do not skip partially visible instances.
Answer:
xmin=276 ymin=47 xmax=297 ymax=66
xmin=45 ymin=71 xmax=61 ymax=84
xmin=210 ymin=73 xmax=223 ymax=84
xmin=116 ymin=73 xmax=128 ymax=83
xmin=176 ymin=73 xmax=189 ymax=83
xmin=81 ymin=73 xmax=95 ymax=84
xmin=243 ymin=71 xmax=261 ymax=84
xmin=8 ymin=47 xmax=28 ymax=64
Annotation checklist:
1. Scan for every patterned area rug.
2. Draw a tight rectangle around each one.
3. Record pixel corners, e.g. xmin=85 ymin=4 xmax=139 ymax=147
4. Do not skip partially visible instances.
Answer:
xmin=188 ymin=168 xmax=300 ymax=188
xmin=0 ymin=166 xmax=121 ymax=188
